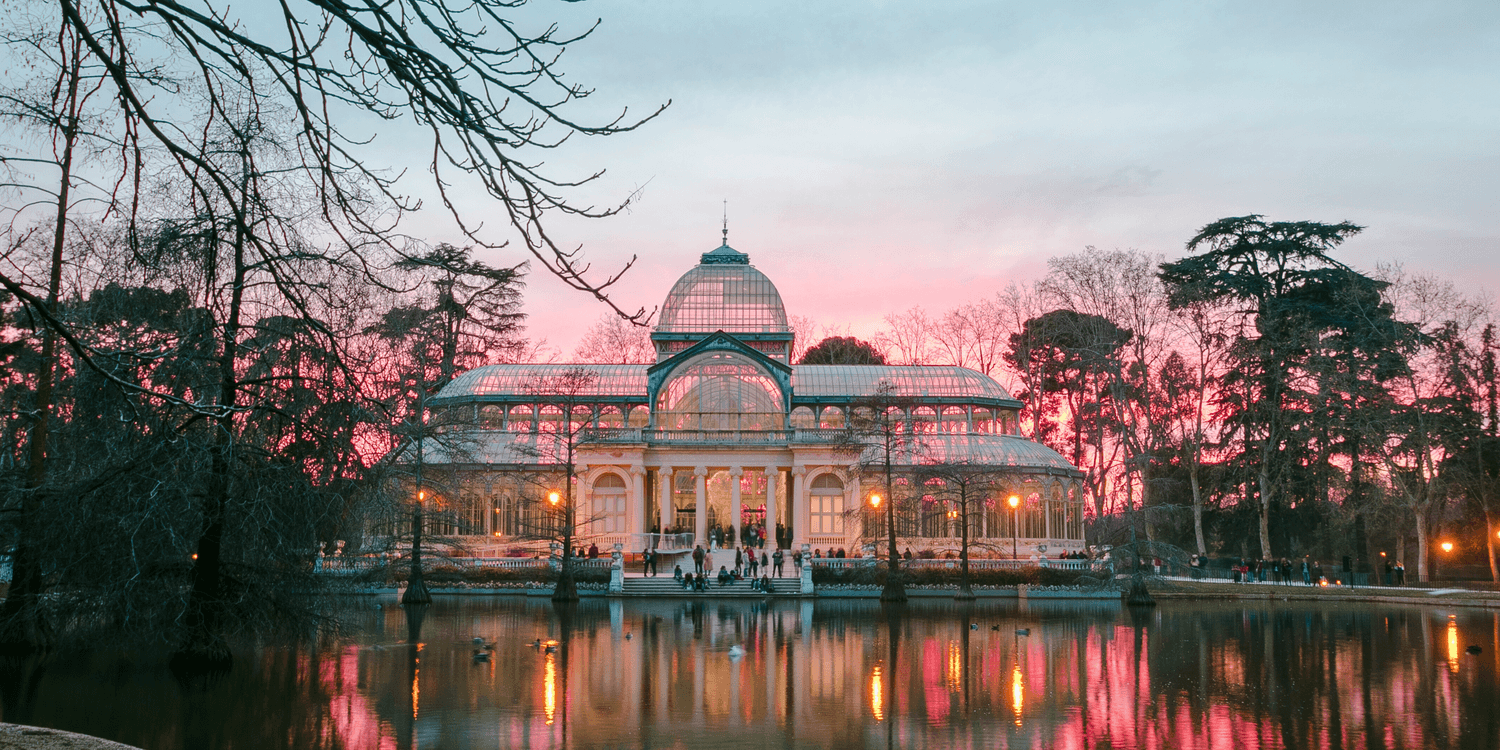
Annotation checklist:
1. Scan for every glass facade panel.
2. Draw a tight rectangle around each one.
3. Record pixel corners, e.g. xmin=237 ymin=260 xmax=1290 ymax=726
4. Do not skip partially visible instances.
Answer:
xmin=598 ymin=406 xmax=624 ymax=428
xmin=656 ymin=351 xmax=784 ymax=431
xmin=941 ymin=407 xmax=967 ymax=433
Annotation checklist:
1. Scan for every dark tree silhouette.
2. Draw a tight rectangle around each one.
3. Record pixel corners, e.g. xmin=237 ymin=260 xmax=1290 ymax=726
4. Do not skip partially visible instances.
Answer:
xmin=798 ymin=336 xmax=887 ymax=365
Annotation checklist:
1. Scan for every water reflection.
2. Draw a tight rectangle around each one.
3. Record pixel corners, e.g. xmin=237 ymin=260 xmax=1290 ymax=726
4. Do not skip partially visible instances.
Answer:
xmin=0 ymin=599 xmax=1497 ymax=749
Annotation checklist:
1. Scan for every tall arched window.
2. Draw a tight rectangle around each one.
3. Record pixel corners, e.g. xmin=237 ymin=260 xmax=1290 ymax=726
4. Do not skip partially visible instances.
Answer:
xmin=1049 ymin=484 xmax=1065 ymax=540
xmin=655 ymin=351 xmax=784 ymax=431
xmin=591 ymin=473 xmax=628 ymax=533
xmin=809 ymin=473 xmax=844 ymax=534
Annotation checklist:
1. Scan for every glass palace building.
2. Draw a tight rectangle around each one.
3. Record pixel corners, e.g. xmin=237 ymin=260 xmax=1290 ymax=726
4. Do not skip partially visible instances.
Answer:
xmin=422 ymin=240 xmax=1086 ymax=557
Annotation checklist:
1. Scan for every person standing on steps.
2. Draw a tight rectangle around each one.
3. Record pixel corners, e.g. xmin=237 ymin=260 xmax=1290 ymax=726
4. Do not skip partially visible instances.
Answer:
xmin=693 ymin=544 xmax=706 ymax=576
xmin=761 ymin=550 xmax=770 ymax=575
xmin=773 ymin=548 xmax=784 ymax=577
xmin=735 ymin=546 xmax=744 ymax=576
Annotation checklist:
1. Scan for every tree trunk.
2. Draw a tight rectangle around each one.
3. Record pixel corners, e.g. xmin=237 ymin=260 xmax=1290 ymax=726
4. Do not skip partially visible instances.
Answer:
xmin=1415 ymin=512 xmax=1430 ymax=583
xmin=1256 ymin=467 xmax=1273 ymax=560
xmin=1485 ymin=509 xmax=1498 ymax=584
xmin=1190 ymin=462 xmax=1206 ymax=556
xmin=881 ymin=454 xmax=905 ymax=603
xmin=955 ymin=487 xmax=973 ymax=600
xmin=0 ymin=43 xmax=82 ymax=652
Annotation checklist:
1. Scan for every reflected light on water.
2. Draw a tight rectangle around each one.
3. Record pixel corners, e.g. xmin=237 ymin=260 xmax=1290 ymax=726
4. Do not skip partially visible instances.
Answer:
xmin=544 ymin=652 xmax=557 ymax=726
xmin=1448 ymin=616 xmax=1460 ymax=674
xmin=9 ymin=599 xmax=1500 ymax=750
xmin=1010 ymin=662 xmax=1024 ymax=726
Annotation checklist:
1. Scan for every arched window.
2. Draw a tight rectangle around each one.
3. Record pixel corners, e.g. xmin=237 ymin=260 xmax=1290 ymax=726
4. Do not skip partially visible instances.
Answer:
xmin=508 ymin=405 xmax=534 ymax=432
xmin=972 ymin=408 xmax=993 ymax=434
xmin=809 ymin=473 xmax=844 ymax=534
xmin=480 ymin=405 xmax=504 ymax=429
xmin=819 ymin=406 xmax=845 ymax=430
xmin=791 ymin=406 xmax=816 ymax=429
xmin=1022 ymin=483 xmax=1045 ymax=539
xmin=655 ymin=351 xmax=783 ymax=431
xmin=912 ymin=407 xmax=937 ymax=434
xmin=628 ymin=405 xmax=650 ymax=428
xmin=538 ymin=405 xmax=564 ymax=433
xmin=941 ymin=407 xmax=967 ymax=433
xmin=598 ymin=406 xmax=625 ymax=429
xmin=1001 ymin=411 xmax=1018 ymax=435
xmin=591 ymin=473 xmax=628 ymax=534
xmin=1048 ymin=484 xmax=1065 ymax=540
xmin=1067 ymin=483 xmax=1084 ymax=539
xmin=571 ymin=405 xmax=593 ymax=431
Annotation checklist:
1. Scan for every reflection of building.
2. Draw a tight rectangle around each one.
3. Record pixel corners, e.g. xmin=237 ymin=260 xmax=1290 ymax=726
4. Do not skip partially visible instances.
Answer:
xmin=420 ymin=238 xmax=1084 ymax=557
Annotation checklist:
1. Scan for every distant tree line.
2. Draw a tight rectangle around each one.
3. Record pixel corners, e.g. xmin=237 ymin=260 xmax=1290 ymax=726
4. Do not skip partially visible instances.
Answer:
xmin=842 ymin=219 xmax=1498 ymax=582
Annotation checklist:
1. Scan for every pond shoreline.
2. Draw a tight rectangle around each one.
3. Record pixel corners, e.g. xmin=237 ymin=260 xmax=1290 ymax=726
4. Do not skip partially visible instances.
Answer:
xmin=0 ymin=723 xmax=143 ymax=750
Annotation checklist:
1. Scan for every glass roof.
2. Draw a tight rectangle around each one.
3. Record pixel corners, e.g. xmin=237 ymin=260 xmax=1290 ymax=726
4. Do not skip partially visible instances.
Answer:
xmin=864 ymin=434 xmax=1078 ymax=473
xmin=436 ymin=364 xmax=1018 ymax=403
xmin=436 ymin=365 xmax=648 ymax=401
xmin=656 ymin=246 xmax=790 ymax=335
xmin=793 ymin=366 xmax=1016 ymax=402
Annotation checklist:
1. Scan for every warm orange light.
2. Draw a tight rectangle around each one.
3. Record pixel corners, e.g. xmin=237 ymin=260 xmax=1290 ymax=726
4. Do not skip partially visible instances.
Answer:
xmin=548 ymin=491 xmax=561 ymax=506
xmin=418 ymin=490 xmax=425 ymax=501
xmin=869 ymin=494 xmax=882 ymax=508
xmin=1007 ymin=495 xmax=1020 ymax=509
xmin=1440 ymin=541 xmax=1454 ymax=553
xmin=870 ymin=665 xmax=884 ymax=721
xmin=191 ymin=553 xmax=198 ymax=560
xmin=1380 ymin=551 xmax=1386 ymax=557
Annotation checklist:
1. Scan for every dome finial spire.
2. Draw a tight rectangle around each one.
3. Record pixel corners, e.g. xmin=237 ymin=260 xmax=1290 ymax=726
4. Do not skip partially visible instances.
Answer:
xmin=721 ymin=200 xmax=729 ymax=246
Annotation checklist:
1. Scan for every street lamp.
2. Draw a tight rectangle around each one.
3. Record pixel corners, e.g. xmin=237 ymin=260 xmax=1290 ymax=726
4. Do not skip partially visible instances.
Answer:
xmin=1440 ymin=541 xmax=1453 ymax=553
xmin=1007 ymin=494 xmax=1021 ymax=560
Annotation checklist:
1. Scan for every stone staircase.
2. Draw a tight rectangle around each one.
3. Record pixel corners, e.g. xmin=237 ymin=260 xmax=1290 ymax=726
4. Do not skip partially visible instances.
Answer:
xmin=619 ymin=574 xmax=804 ymax=598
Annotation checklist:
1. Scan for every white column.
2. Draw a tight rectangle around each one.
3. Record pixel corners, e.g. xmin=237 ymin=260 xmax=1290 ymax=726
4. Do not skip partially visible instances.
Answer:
xmin=659 ymin=468 xmax=674 ymax=534
xmin=791 ymin=466 xmax=807 ymax=550
xmin=1044 ymin=479 xmax=1054 ymax=541
xmin=630 ymin=466 xmax=646 ymax=538
xmin=765 ymin=465 xmax=779 ymax=550
xmin=730 ymin=466 xmax=743 ymax=548
xmin=694 ymin=466 xmax=708 ymax=548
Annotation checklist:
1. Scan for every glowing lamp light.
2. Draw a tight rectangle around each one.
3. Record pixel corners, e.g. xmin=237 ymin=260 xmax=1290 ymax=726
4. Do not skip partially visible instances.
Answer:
xmin=1440 ymin=541 xmax=1454 ymax=553
xmin=869 ymin=494 xmax=882 ymax=509
xmin=548 ymin=491 xmax=561 ymax=506
xmin=191 ymin=553 xmax=198 ymax=560
xmin=418 ymin=490 xmax=425 ymax=501
xmin=1007 ymin=495 xmax=1020 ymax=509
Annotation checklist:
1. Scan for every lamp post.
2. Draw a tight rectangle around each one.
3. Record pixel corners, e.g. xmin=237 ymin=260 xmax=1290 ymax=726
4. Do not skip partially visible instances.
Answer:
xmin=1007 ymin=494 xmax=1021 ymax=560
xmin=869 ymin=493 xmax=885 ymax=563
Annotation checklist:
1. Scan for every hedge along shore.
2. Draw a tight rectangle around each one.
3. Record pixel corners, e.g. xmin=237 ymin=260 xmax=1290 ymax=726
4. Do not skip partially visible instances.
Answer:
xmin=1150 ymin=577 xmax=1500 ymax=610
xmin=0 ymin=724 xmax=143 ymax=750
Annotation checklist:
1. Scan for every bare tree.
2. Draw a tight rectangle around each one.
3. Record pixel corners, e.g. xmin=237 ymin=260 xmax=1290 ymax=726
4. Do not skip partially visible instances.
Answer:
xmin=572 ymin=312 xmax=654 ymax=364
xmin=913 ymin=461 xmax=1004 ymax=599
xmin=875 ymin=306 xmax=933 ymax=366
xmin=848 ymin=382 xmax=922 ymax=602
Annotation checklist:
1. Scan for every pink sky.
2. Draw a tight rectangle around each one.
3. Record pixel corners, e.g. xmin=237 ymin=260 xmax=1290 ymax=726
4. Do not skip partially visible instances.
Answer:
xmin=397 ymin=1 xmax=1500 ymax=356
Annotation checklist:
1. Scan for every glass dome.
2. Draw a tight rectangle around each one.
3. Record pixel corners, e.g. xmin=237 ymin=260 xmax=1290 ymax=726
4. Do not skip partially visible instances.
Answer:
xmin=656 ymin=243 xmax=790 ymax=335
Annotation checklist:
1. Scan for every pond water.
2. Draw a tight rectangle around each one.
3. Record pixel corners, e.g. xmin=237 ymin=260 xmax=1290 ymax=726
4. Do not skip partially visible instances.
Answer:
xmin=1 ymin=596 xmax=1497 ymax=749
